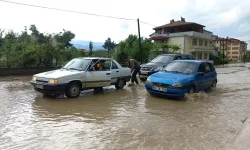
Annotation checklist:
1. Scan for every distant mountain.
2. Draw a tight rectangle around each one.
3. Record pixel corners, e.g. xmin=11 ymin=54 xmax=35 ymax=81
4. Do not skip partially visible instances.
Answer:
xmin=70 ymin=40 xmax=105 ymax=51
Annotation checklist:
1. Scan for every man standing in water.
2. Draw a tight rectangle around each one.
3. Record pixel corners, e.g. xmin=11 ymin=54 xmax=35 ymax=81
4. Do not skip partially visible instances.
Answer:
xmin=126 ymin=58 xmax=141 ymax=86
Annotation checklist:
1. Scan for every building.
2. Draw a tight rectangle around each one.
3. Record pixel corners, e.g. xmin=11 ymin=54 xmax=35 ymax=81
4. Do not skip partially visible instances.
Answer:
xmin=214 ymin=37 xmax=248 ymax=61
xmin=149 ymin=17 xmax=215 ymax=60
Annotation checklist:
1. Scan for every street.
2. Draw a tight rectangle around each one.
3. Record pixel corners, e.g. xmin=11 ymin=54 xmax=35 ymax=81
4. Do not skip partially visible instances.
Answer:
xmin=1 ymin=63 xmax=250 ymax=150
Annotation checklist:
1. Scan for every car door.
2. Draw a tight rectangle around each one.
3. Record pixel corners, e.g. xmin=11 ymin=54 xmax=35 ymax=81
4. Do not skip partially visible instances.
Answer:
xmin=195 ymin=63 xmax=206 ymax=91
xmin=111 ymin=60 xmax=120 ymax=84
xmin=84 ymin=59 xmax=111 ymax=88
xmin=204 ymin=62 xmax=215 ymax=88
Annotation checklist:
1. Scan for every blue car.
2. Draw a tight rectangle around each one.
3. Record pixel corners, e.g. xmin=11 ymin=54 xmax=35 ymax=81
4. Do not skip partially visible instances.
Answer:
xmin=145 ymin=60 xmax=217 ymax=98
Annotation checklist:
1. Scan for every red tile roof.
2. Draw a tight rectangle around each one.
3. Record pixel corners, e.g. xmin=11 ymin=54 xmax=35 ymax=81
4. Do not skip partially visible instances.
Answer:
xmin=153 ymin=21 xmax=205 ymax=29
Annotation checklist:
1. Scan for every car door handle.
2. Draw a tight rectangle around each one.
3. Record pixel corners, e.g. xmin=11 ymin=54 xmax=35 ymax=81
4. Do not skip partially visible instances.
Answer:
xmin=106 ymin=73 xmax=111 ymax=75
xmin=116 ymin=71 xmax=119 ymax=73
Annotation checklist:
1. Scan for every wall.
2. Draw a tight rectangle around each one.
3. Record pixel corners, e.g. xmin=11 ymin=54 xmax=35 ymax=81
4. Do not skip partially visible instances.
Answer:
xmin=167 ymin=37 xmax=185 ymax=53
xmin=0 ymin=67 xmax=61 ymax=76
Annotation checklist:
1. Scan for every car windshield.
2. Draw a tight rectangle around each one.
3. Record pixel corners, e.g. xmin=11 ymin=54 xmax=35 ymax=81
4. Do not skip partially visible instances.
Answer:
xmin=163 ymin=61 xmax=197 ymax=74
xmin=151 ymin=55 xmax=174 ymax=63
xmin=63 ymin=58 xmax=91 ymax=71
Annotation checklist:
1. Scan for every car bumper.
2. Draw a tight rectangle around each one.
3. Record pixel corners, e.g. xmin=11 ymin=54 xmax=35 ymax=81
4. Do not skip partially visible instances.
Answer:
xmin=30 ymin=81 xmax=67 ymax=95
xmin=145 ymin=84 xmax=187 ymax=97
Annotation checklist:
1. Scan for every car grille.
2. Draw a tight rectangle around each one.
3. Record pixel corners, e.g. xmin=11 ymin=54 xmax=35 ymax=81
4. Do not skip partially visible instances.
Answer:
xmin=142 ymin=67 xmax=152 ymax=71
xmin=152 ymin=82 xmax=171 ymax=87
xmin=36 ymin=79 xmax=48 ymax=83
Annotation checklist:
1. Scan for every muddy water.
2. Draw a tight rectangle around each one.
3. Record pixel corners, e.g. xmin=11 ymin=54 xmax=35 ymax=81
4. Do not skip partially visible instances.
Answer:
xmin=1 ymin=65 xmax=250 ymax=150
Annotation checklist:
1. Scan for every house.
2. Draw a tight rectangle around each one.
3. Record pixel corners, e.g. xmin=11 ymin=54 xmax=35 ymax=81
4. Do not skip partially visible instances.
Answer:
xmin=149 ymin=17 xmax=215 ymax=60
xmin=214 ymin=37 xmax=248 ymax=61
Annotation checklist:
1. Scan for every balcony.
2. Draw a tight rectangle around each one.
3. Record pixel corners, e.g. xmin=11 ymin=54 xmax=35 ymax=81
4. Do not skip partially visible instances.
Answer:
xmin=150 ymin=31 xmax=213 ymax=40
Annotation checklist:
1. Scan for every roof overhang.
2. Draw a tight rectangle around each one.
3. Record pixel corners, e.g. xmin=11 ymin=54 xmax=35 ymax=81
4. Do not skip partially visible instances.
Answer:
xmin=149 ymin=36 xmax=168 ymax=40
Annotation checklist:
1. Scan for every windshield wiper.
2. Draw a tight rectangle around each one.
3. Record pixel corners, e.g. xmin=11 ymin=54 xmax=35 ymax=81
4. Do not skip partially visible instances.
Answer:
xmin=165 ymin=71 xmax=182 ymax=74
xmin=68 ymin=68 xmax=82 ymax=71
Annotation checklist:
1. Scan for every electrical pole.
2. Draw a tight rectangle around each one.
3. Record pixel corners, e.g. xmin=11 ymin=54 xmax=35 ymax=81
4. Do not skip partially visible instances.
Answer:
xmin=137 ymin=18 xmax=143 ymax=64
xmin=222 ymin=38 xmax=224 ymax=67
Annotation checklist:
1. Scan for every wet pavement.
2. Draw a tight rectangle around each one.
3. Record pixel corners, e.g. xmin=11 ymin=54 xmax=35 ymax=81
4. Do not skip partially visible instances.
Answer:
xmin=1 ymin=63 xmax=250 ymax=150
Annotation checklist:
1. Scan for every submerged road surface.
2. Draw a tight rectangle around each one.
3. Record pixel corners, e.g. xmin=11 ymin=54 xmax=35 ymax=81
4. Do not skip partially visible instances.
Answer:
xmin=1 ymin=64 xmax=250 ymax=150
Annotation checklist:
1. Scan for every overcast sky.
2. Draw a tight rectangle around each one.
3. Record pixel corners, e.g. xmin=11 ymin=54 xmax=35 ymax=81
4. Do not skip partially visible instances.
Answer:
xmin=0 ymin=0 xmax=250 ymax=48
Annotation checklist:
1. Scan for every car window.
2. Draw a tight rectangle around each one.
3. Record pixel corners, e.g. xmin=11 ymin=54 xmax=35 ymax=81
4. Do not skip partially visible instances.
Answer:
xmin=198 ymin=63 xmax=205 ymax=73
xmin=189 ymin=55 xmax=195 ymax=60
xmin=112 ymin=61 xmax=118 ymax=69
xmin=164 ymin=61 xmax=197 ymax=74
xmin=181 ymin=55 xmax=189 ymax=60
xmin=103 ymin=60 xmax=111 ymax=71
xmin=174 ymin=56 xmax=182 ymax=60
xmin=151 ymin=55 xmax=175 ymax=63
xmin=64 ymin=58 xmax=91 ymax=71
xmin=205 ymin=63 xmax=211 ymax=73
xmin=208 ymin=63 xmax=215 ymax=72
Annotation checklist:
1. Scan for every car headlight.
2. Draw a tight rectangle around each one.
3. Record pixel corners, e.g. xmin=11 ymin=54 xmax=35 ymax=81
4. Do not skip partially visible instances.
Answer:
xmin=153 ymin=66 xmax=163 ymax=72
xmin=32 ymin=76 xmax=36 ymax=81
xmin=145 ymin=78 xmax=152 ymax=84
xmin=172 ymin=82 xmax=182 ymax=87
xmin=48 ymin=79 xmax=58 ymax=84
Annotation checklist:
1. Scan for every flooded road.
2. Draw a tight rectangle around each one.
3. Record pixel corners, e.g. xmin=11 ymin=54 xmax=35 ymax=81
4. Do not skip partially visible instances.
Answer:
xmin=1 ymin=64 xmax=250 ymax=150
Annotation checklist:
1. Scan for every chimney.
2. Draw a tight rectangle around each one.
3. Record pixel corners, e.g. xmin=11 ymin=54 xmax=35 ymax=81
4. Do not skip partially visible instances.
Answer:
xmin=181 ymin=17 xmax=185 ymax=22
xmin=170 ymin=19 xmax=174 ymax=23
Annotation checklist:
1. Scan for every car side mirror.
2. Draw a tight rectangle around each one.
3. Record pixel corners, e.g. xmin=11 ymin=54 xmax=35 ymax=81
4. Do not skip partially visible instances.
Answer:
xmin=196 ymin=72 xmax=205 ymax=76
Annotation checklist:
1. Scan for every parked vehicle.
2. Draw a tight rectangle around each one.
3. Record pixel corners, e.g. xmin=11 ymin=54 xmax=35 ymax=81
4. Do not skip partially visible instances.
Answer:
xmin=30 ymin=57 xmax=131 ymax=98
xmin=145 ymin=60 xmax=217 ymax=98
xmin=139 ymin=54 xmax=195 ymax=81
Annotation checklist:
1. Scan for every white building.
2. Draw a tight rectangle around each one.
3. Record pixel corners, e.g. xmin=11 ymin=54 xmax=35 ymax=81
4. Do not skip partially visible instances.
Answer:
xmin=149 ymin=17 xmax=215 ymax=60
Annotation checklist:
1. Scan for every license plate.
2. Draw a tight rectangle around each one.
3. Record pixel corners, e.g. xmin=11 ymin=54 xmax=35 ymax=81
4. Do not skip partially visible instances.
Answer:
xmin=35 ymin=84 xmax=43 ymax=89
xmin=153 ymin=86 xmax=167 ymax=92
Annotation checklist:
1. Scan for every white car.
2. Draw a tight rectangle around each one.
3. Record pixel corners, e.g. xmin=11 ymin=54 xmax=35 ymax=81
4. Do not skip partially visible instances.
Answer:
xmin=30 ymin=57 xmax=131 ymax=98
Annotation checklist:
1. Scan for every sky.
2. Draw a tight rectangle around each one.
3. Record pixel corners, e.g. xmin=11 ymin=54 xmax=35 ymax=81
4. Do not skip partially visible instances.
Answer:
xmin=0 ymin=0 xmax=250 ymax=49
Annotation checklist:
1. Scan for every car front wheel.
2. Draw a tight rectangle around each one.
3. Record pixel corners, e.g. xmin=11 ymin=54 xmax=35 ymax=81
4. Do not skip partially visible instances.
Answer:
xmin=65 ymin=82 xmax=81 ymax=98
xmin=187 ymin=86 xmax=195 ymax=94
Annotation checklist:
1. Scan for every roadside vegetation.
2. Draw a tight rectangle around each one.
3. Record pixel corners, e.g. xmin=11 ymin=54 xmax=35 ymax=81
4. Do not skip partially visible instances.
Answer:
xmin=0 ymin=24 xmax=230 ymax=68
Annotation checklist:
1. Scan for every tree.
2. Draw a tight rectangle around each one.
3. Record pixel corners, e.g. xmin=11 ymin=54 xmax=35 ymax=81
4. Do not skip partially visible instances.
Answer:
xmin=103 ymin=37 xmax=116 ymax=57
xmin=169 ymin=44 xmax=181 ymax=53
xmin=89 ymin=41 xmax=93 ymax=56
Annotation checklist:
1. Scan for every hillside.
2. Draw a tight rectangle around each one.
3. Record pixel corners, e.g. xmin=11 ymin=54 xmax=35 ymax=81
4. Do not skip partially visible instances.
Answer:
xmin=70 ymin=40 xmax=104 ymax=51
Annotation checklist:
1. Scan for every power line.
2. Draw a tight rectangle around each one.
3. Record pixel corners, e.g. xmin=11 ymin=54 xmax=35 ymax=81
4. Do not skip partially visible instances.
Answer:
xmin=0 ymin=0 xmax=156 ymax=27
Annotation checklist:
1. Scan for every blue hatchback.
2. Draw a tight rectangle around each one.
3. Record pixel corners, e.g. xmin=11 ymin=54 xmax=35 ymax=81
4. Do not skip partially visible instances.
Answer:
xmin=145 ymin=60 xmax=217 ymax=97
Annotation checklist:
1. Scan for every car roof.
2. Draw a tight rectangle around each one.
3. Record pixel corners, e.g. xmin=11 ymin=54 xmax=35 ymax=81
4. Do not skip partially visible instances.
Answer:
xmin=174 ymin=59 xmax=213 ymax=64
xmin=75 ymin=57 xmax=112 ymax=60
xmin=159 ymin=53 xmax=193 ymax=56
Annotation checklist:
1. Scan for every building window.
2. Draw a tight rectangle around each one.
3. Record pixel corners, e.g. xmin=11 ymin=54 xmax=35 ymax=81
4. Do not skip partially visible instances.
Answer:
xmin=204 ymin=40 xmax=208 ymax=46
xmin=203 ymin=52 xmax=208 ymax=60
xmin=197 ymin=52 xmax=202 ymax=59
xmin=232 ymin=41 xmax=239 ymax=46
xmin=232 ymin=56 xmax=238 ymax=58
xmin=192 ymin=38 xmax=197 ymax=45
xmin=232 ymin=51 xmax=239 ymax=54
xmin=199 ymin=39 xmax=203 ymax=46
xmin=232 ymin=47 xmax=239 ymax=50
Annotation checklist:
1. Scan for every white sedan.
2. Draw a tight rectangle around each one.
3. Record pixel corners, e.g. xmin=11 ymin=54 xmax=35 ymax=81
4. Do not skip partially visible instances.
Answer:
xmin=30 ymin=57 xmax=131 ymax=98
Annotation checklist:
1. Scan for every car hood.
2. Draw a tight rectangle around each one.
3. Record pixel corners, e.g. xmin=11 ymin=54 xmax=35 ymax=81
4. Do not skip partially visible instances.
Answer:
xmin=149 ymin=71 xmax=190 ymax=85
xmin=142 ymin=62 xmax=169 ymax=68
xmin=34 ymin=69 xmax=83 ymax=79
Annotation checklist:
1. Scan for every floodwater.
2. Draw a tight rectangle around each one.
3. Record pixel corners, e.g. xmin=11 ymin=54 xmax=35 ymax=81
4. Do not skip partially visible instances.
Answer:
xmin=1 ymin=64 xmax=250 ymax=150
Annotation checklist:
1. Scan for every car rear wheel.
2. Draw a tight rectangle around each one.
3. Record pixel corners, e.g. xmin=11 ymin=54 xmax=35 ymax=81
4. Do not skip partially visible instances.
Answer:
xmin=65 ymin=82 xmax=81 ymax=98
xmin=115 ymin=79 xmax=125 ymax=89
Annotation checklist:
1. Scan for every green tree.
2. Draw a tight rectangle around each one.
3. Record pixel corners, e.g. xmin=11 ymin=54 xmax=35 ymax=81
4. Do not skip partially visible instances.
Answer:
xmin=103 ymin=37 xmax=116 ymax=57
xmin=89 ymin=41 xmax=93 ymax=56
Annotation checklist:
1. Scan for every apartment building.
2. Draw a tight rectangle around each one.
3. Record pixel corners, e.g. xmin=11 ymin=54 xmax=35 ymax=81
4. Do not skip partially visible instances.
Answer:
xmin=214 ymin=37 xmax=248 ymax=61
xmin=149 ymin=17 xmax=215 ymax=60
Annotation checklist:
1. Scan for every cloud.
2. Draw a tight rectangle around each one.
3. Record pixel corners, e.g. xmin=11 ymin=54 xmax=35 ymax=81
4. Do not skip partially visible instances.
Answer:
xmin=0 ymin=0 xmax=249 ymax=49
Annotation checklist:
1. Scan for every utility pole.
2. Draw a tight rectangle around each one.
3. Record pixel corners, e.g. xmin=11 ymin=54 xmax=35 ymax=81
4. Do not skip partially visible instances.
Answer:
xmin=137 ymin=18 xmax=143 ymax=64
xmin=222 ymin=38 xmax=225 ymax=67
